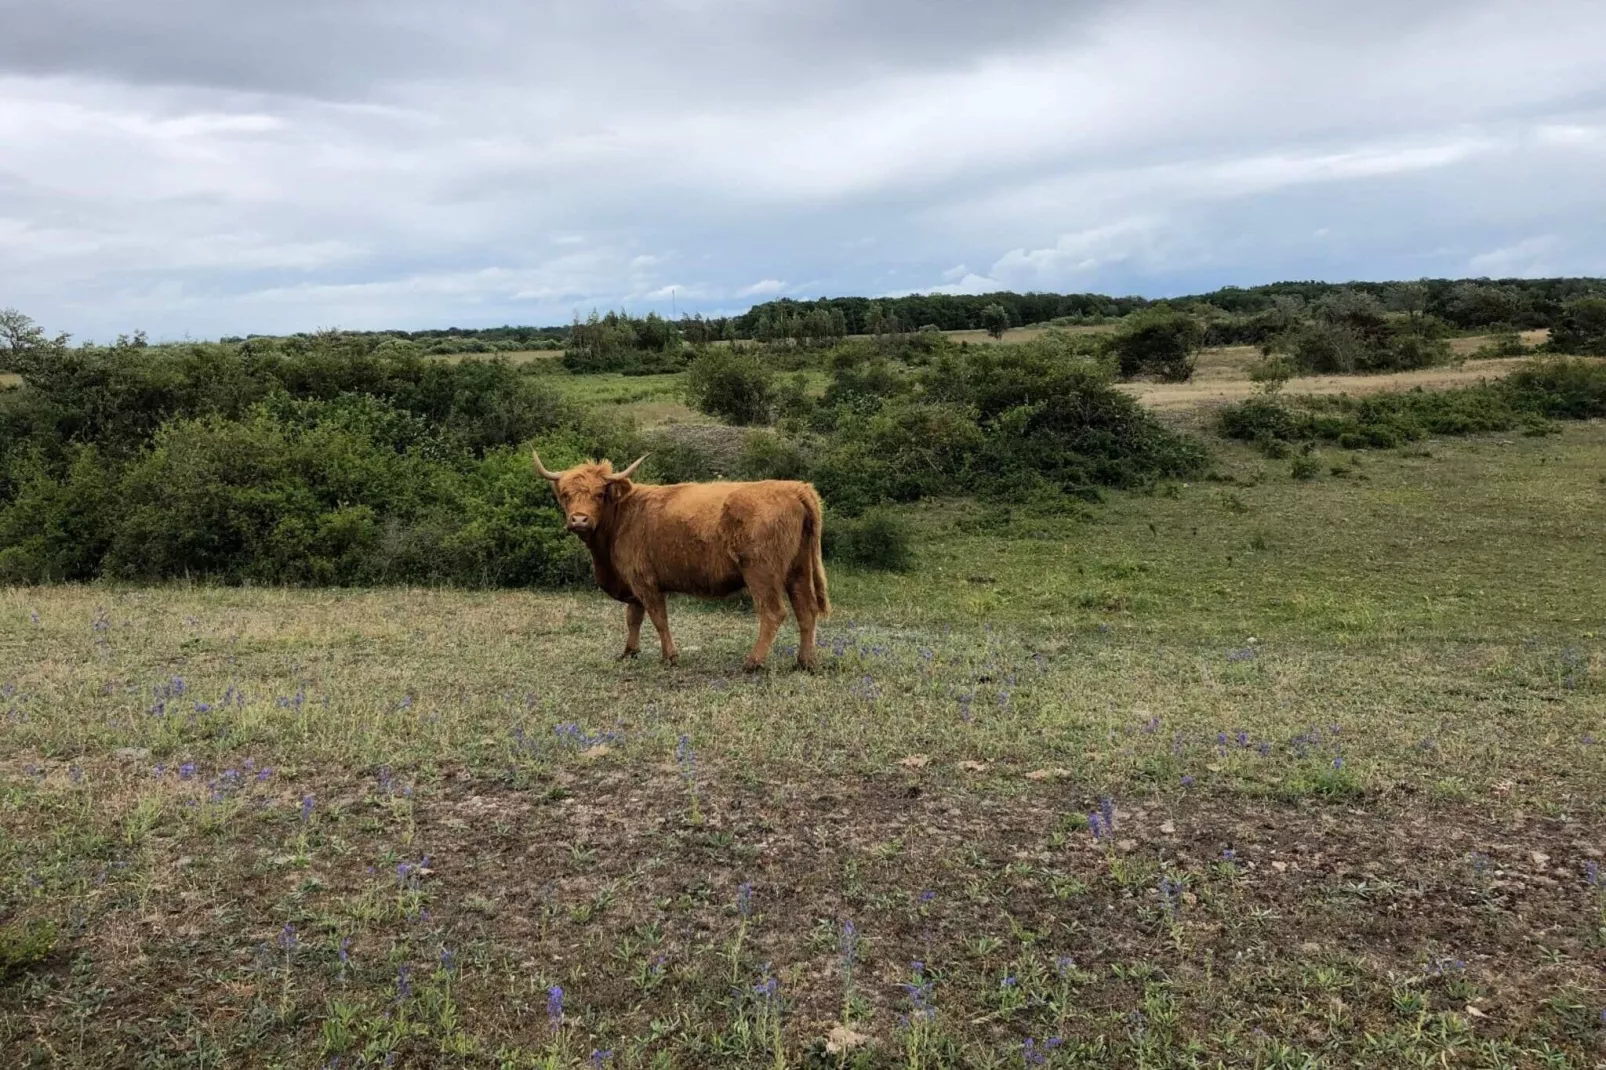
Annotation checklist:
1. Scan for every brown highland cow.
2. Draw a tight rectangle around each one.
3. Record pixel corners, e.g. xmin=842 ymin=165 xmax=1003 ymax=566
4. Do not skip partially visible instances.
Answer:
xmin=532 ymin=451 xmax=830 ymax=670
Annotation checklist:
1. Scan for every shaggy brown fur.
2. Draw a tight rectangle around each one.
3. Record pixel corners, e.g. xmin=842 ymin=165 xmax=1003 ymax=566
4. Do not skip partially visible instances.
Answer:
xmin=534 ymin=452 xmax=830 ymax=670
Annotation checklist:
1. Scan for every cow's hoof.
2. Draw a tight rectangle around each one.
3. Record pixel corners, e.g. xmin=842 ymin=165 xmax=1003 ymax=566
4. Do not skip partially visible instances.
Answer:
xmin=661 ymin=654 xmax=679 ymax=667
xmin=742 ymin=660 xmax=768 ymax=674
xmin=616 ymin=649 xmax=640 ymax=662
xmin=794 ymin=658 xmax=818 ymax=674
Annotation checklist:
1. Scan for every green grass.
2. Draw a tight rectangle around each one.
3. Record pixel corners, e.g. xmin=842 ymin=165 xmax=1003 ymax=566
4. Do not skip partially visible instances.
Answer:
xmin=2 ymin=427 xmax=1604 ymax=1067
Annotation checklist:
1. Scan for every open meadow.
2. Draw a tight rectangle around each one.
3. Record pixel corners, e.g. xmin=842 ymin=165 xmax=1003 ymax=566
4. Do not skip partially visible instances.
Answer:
xmin=4 ymin=325 xmax=1605 ymax=1068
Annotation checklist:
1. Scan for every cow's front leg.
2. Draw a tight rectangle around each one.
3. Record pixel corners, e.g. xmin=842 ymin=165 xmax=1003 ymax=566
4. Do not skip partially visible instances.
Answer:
xmin=641 ymin=592 xmax=678 ymax=666
xmin=617 ymin=602 xmax=644 ymax=660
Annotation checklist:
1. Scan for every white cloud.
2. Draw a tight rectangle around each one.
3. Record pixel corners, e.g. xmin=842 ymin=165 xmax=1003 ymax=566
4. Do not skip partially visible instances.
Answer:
xmin=925 ymin=273 xmax=1004 ymax=296
xmin=1467 ymin=235 xmax=1561 ymax=278
xmin=3 ymin=0 xmax=1606 ymax=337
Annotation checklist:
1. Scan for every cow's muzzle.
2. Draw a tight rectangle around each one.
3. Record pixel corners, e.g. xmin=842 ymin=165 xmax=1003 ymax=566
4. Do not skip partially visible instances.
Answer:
xmin=565 ymin=514 xmax=594 ymax=533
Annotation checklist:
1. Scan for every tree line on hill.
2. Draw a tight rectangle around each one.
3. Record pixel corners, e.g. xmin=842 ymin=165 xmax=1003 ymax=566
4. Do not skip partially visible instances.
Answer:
xmin=190 ymin=276 xmax=1606 ymax=360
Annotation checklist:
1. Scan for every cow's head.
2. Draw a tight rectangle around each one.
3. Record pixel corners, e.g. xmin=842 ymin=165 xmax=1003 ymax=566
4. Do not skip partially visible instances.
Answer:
xmin=532 ymin=452 xmax=648 ymax=535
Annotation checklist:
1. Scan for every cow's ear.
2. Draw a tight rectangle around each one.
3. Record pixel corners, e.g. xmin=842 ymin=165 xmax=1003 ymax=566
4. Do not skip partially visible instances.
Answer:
xmin=604 ymin=479 xmax=630 ymax=502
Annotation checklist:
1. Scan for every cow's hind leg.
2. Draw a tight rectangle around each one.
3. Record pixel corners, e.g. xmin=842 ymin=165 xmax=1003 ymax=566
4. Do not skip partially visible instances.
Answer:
xmin=742 ymin=574 xmax=789 ymax=672
xmin=641 ymin=591 xmax=678 ymax=666
xmin=786 ymin=575 xmax=818 ymax=671
xmin=618 ymin=602 xmax=644 ymax=660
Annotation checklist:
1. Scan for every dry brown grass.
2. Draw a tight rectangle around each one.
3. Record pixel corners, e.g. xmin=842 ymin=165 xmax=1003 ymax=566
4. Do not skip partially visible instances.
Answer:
xmin=944 ymin=323 xmax=1112 ymax=346
xmin=1124 ymin=349 xmax=1545 ymax=412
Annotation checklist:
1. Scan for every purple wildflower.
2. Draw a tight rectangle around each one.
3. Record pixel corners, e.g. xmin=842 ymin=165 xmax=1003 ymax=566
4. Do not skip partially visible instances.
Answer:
xmin=1055 ymin=955 xmax=1074 ymax=978
xmin=278 ymin=923 xmax=297 ymax=951
xmin=840 ymin=920 xmax=858 ymax=975
xmin=899 ymin=961 xmax=935 ymax=1022
xmin=753 ymin=964 xmax=778 ymax=1002
xmin=1586 ymin=860 xmax=1601 ymax=888
xmin=439 ymin=946 xmax=457 ymax=973
xmin=737 ymin=882 xmax=753 ymax=919
xmin=179 ymin=762 xmax=196 ymax=780
xmin=588 ymin=1051 xmax=613 ymax=1068
xmin=546 ymin=984 xmax=564 ymax=1028
xmin=1099 ymin=795 xmax=1116 ymax=831
xmin=299 ymin=794 xmax=316 ymax=822
xmin=1181 ymin=775 xmax=1195 ymax=787
xmin=1158 ymin=876 xmax=1181 ymax=918
xmin=395 ymin=964 xmax=412 ymax=1000
xmin=1023 ymin=1037 xmax=1064 ymax=1065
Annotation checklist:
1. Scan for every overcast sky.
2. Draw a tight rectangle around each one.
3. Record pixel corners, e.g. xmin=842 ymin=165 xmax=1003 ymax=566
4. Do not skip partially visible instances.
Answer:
xmin=3 ymin=0 xmax=1605 ymax=340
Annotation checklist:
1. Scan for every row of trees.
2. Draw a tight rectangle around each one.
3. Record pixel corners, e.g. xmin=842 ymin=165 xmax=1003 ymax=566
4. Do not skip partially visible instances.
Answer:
xmin=146 ymin=278 xmax=1606 ymax=365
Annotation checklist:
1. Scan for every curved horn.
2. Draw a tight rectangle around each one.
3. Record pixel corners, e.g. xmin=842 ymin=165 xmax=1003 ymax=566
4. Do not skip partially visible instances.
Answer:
xmin=531 ymin=449 xmax=561 ymax=482
xmin=605 ymin=453 xmax=649 ymax=482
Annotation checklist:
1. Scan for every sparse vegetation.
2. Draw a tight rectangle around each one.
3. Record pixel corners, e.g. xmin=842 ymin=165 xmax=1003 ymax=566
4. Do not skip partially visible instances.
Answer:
xmin=1219 ymin=356 xmax=1606 ymax=451
xmin=4 ymin=285 xmax=1606 ymax=1066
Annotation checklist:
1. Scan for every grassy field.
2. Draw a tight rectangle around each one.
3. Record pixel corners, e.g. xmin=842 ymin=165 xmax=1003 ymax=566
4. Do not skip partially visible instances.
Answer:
xmin=4 ymin=392 xmax=1605 ymax=1067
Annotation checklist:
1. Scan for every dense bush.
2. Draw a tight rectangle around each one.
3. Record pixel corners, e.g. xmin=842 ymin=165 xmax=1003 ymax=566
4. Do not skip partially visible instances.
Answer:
xmin=1503 ymin=356 xmax=1606 ymax=418
xmin=0 ymin=394 xmax=599 ymax=586
xmin=822 ymin=509 xmax=914 ymax=571
xmin=1549 ymin=297 xmax=1606 ymax=356
xmin=1108 ymin=307 xmax=1202 ymax=381
xmin=0 ymin=314 xmax=625 ymax=586
xmin=1217 ymin=358 xmax=1606 ymax=451
xmin=1269 ymin=290 xmax=1453 ymax=375
xmin=805 ymin=333 xmax=1207 ymax=513
xmin=683 ymin=348 xmax=775 ymax=426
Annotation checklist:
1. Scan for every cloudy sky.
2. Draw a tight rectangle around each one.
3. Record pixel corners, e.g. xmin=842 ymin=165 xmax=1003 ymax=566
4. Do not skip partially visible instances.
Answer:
xmin=3 ymin=0 xmax=1605 ymax=340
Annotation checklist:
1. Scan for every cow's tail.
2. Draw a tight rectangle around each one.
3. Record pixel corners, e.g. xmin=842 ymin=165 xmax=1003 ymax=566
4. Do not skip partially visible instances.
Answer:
xmin=802 ymin=486 xmax=831 ymax=618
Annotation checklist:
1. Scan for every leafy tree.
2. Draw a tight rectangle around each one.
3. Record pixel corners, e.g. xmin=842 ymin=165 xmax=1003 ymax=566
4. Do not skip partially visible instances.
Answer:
xmin=980 ymin=303 xmax=1011 ymax=339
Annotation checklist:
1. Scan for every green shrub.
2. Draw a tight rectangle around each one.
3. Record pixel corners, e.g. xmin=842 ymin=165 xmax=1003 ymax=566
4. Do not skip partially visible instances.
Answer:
xmin=0 ymin=445 xmax=117 ymax=582
xmin=809 ymin=441 xmax=902 ymax=517
xmin=1109 ymin=307 xmax=1202 ymax=381
xmin=1290 ymin=455 xmax=1321 ymax=481
xmin=1247 ymin=355 xmax=1297 ymax=389
xmin=683 ymin=348 xmax=775 ymax=426
xmin=737 ymin=431 xmax=811 ymax=481
xmin=772 ymin=372 xmax=815 ymax=425
xmin=1217 ymin=358 xmax=1606 ymax=452
xmin=1504 ymin=357 xmax=1606 ymax=418
xmin=1548 ymin=297 xmax=1606 ymax=356
xmin=823 ymin=508 xmax=914 ymax=571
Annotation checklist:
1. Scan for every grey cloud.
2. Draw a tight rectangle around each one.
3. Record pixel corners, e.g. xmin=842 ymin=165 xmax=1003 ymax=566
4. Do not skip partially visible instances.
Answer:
xmin=2 ymin=0 xmax=1604 ymax=339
